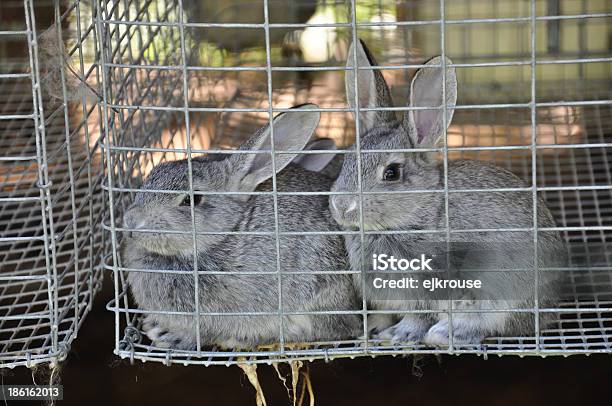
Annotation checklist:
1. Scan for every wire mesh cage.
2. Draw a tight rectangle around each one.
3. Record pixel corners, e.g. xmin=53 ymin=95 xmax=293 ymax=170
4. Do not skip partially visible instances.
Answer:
xmin=0 ymin=0 xmax=105 ymax=368
xmin=99 ymin=0 xmax=611 ymax=366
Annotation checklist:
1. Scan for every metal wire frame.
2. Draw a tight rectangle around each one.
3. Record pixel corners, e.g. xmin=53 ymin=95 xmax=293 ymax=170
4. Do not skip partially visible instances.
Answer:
xmin=97 ymin=0 xmax=612 ymax=365
xmin=0 ymin=0 xmax=105 ymax=368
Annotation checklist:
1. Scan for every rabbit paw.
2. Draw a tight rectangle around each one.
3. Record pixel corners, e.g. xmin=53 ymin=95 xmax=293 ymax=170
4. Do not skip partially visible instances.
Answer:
xmin=423 ymin=320 xmax=485 ymax=346
xmin=367 ymin=314 xmax=394 ymax=335
xmin=146 ymin=326 xmax=194 ymax=350
xmin=374 ymin=317 xmax=428 ymax=344
xmin=142 ymin=316 xmax=158 ymax=333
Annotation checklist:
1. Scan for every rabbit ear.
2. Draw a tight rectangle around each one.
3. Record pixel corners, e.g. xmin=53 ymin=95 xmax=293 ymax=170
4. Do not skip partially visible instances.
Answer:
xmin=345 ymin=39 xmax=395 ymax=135
xmin=230 ymin=104 xmax=320 ymax=192
xmin=404 ymin=56 xmax=457 ymax=147
xmin=292 ymin=137 xmax=337 ymax=172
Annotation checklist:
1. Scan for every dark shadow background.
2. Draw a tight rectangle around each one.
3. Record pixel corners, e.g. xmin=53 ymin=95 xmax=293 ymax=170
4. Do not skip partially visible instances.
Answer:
xmin=1 ymin=279 xmax=611 ymax=406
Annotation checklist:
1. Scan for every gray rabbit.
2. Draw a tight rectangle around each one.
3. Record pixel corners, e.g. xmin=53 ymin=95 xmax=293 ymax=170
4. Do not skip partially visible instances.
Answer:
xmin=329 ymin=40 xmax=567 ymax=346
xmin=122 ymin=104 xmax=360 ymax=350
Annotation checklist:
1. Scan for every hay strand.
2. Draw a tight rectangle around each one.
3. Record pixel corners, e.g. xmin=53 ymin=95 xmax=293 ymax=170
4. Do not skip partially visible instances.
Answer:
xmin=272 ymin=363 xmax=291 ymax=401
xmin=237 ymin=362 xmax=267 ymax=406
xmin=297 ymin=365 xmax=314 ymax=406
xmin=290 ymin=360 xmax=303 ymax=406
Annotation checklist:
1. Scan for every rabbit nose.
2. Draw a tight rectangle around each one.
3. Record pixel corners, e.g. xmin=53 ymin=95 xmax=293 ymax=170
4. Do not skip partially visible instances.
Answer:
xmin=331 ymin=196 xmax=358 ymax=215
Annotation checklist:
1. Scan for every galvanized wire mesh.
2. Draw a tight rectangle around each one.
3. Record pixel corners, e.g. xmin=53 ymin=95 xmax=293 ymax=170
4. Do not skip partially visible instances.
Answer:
xmin=0 ymin=0 xmax=105 ymax=368
xmin=98 ymin=0 xmax=612 ymax=365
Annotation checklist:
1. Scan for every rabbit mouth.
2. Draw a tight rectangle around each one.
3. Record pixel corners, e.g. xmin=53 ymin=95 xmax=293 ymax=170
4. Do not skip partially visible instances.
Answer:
xmin=337 ymin=222 xmax=384 ymax=232
xmin=332 ymin=216 xmax=358 ymax=231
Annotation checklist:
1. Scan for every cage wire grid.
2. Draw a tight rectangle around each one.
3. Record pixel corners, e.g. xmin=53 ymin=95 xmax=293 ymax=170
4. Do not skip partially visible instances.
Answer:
xmin=97 ymin=0 xmax=612 ymax=365
xmin=0 ymin=0 xmax=105 ymax=368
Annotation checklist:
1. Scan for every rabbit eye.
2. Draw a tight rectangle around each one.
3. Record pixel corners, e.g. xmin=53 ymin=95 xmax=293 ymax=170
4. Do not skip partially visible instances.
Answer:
xmin=180 ymin=194 xmax=203 ymax=207
xmin=382 ymin=163 xmax=402 ymax=182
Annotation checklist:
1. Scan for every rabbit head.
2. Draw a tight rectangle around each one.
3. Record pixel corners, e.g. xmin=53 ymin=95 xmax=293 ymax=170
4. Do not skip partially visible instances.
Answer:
xmin=330 ymin=39 xmax=457 ymax=231
xmin=123 ymin=104 xmax=321 ymax=256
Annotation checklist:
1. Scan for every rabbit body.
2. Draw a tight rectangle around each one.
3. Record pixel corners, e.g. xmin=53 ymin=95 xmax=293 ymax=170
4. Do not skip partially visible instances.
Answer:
xmin=330 ymin=41 xmax=567 ymax=345
xmin=123 ymin=106 xmax=360 ymax=349
xmin=336 ymin=151 xmax=566 ymax=344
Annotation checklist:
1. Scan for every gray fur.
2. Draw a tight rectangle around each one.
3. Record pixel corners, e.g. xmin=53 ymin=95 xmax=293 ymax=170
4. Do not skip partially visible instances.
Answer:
xmin=345 ymin=39 xmax=396 ymax=131
xmin=293 ymin=138 xmax=345 ymax=180
xmin=293 ymin=137 xmax=338 ymax=173
xmin=330 ymin=40 xmax=567 ymax=345
xmin=122 ymin=104 xmax=360 ymax=350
